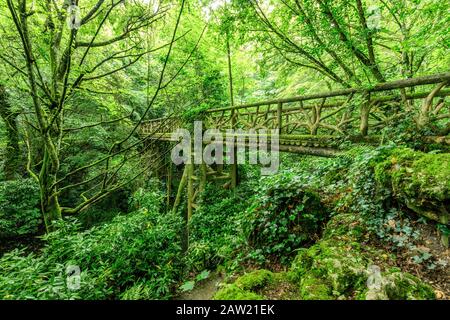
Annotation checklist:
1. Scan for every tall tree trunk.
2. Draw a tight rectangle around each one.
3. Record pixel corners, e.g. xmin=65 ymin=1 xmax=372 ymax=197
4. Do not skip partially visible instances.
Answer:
xmin=0 ymin=85 xmax=20 ymax=180
xmin=39 ymin=146 xmax=62 ymax=231
xmin=226 ymin=34 xmax=238 ymax=188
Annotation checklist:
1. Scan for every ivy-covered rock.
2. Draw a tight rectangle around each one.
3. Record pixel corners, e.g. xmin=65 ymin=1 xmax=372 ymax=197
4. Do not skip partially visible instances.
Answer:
xmin=374 ymin=148 xmax=450 ymax=225
xmin=216 ymin=213 xmax=435 ymax=300
xmin=291 ymin=214 xmax=435 ymax=300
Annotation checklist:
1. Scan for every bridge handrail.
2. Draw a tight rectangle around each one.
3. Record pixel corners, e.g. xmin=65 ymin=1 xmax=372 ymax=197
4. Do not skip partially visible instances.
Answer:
xmin=205 ymin=72 xmax=450 ymax=113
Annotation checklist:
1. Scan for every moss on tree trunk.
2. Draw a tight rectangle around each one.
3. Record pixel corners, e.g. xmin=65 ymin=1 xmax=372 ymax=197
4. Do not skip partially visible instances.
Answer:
xmin=0 ymin=85 xmax=20 ymax=180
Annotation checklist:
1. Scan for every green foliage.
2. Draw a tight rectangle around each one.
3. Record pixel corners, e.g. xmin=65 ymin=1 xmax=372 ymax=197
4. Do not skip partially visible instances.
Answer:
xmin=129 ymin=180 xmax=165 ymax=213
xmin=179 ymin=280 xmax=196 ymax=292
xmin=245 ymin=173 xmax=328 ymax=264
xmin=0 ymin=191 xmax=185 ymax=300
xmin=0 ymin=178 xmax=41 ymax=238
xmin=0 ymin=248 xmax=95 ymax=300
xmin=187 ymin=184 xmax=250 ymax=272
xmin=180 ymin=103 xmax=211 ymax=130
xmin=178 ymin=270 xmax=211 ymax=293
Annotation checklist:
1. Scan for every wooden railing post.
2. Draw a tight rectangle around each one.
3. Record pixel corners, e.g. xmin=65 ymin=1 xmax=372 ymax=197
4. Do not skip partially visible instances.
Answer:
xmin=277 ymin=102 xmax=283 ymax=134
xmin=230 ymin=107 xmax=238 ymax=188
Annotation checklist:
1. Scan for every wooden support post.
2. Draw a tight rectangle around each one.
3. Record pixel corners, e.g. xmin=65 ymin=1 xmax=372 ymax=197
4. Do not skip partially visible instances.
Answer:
xmin=199 ymin=161 xmax=207 ymax=193
xmin=277 ymin=102 xmax=282 ymax=134
xmin=230 ymin=114 xmax=238 ymax=189
xmin=187 ymin=162 xmax=194 ymax=222
xmin=227 ymin=33 xmax=238 ymax=189
xmin=166 ymin=160 xmax=172 ymax=210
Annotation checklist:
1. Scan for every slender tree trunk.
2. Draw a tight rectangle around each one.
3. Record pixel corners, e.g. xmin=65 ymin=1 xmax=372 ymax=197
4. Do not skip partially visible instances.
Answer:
xmin=0 ymin=85 xmax=20 ymax=180
xmin=226 ymin=35 xmax=238 ymax=188
xmin=172 ymin=165 xmax=188 ymax=214
xmin=39 ymin=147 xmax=62 ymax=231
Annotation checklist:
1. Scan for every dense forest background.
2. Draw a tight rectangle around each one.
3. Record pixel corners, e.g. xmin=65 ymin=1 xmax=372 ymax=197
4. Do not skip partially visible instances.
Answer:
xmin=0 ymin=0 xmax=448 ymax=300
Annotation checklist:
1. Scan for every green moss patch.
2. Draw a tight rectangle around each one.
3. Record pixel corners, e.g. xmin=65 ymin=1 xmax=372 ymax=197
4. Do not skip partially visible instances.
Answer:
xmin=374 ymin=148 xmax=450 ymax=224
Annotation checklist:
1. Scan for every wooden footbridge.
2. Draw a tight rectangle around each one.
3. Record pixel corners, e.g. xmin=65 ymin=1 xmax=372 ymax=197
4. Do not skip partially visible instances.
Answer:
xmin=142 ymin=73 xmax=449 ymax=155
xmin=139 ymin=73 xmax=449 ymax=220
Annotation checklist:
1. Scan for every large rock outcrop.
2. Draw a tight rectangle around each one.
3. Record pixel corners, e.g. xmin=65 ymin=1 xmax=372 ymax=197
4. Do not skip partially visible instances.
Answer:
xmin=214 ymin=213 xmax=435 ymax=300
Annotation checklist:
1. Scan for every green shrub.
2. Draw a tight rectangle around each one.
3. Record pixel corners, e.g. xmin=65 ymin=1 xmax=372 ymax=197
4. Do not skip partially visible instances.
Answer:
xmin=0 ymin=178 xmax=41 ymax=238
xmin=245 ymin=172 xmax=328 ymax=264
xmin=0 ymin=248 xmax=98 ymax=300
xmin=129 ymin=181 xmax=165 ymax=213
xmin=0 ymin=189 xmax=185 ymax=300
xmin=187 ymin=185 xmax=250 ymax=271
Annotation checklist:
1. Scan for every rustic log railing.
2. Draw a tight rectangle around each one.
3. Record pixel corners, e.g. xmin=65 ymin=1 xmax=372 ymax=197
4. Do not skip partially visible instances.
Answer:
xmin=141 ymin=73 xmax=450 ymax=152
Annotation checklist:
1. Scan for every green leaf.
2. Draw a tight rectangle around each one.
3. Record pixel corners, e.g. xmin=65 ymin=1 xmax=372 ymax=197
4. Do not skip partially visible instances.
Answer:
xmin=179 ymin=281 xmax=195 ymax=292
xmin=196 ymin=270 xmax=210 ymax=282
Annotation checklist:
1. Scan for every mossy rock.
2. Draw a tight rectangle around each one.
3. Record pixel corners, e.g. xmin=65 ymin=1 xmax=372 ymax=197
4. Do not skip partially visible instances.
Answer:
xmin=299 ymin=274 xmax=333 ymax=300
xmin=374 ymin=148 xmax=450 ymax=224
xmin=235 ymin=270 xmax=274 ymax=291
xmin=214 ymin=270 xmax=299 ymax=300
xmin=293 ymin=240 xmax=368 ymax=298
xmin=214 ymin=270 xmax=274 ymax=300
xmin=216 ymin=210 xmax=436 ymax=301
xmin=214 ymin=284 xmax=265 ymax=300
xmin=290 ymin=212 xmax=435 ymax=300
xmin=382 ymin=270 xmax=435 ymax=300
xmin=322 ymin=213 xmax=366 ymax=242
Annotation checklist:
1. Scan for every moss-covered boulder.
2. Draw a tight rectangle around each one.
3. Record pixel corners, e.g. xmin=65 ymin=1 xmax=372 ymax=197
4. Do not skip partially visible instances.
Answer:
xmin=382 ymin=269 xmax=436 ymax=300
xmin=291 ymin=214 xmax=435 ymax=300
xmin=214 ymin=270 xmax=274 ymax=300
xmin=214 ymin=270 xmax=298 ymax=300
xmin=214 ymin=284 xmax=265 ymax=300
xmin=234 ymin=270 xmax=274 ymax=291
xmin=215 ymin=213 xmax=435 ymax=300
xmin=374 ymin=148 xmax=449 ymax=225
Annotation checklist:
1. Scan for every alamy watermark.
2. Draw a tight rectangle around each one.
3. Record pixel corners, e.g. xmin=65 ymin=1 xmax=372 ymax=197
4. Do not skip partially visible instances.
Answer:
xmin=171 ymin=121 xmax=279 ymax=175
xmin=66 ymin=264 xmax=81 ymax=291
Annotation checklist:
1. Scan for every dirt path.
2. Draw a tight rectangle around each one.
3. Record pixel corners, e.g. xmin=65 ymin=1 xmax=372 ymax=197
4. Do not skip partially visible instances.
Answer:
xmin=176 ymin=273 xmax=225 ymax=300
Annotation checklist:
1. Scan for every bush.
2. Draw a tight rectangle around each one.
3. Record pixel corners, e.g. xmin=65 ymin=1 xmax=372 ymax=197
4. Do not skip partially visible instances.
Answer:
xmin=187 ymin=185 xmax=250 ymax=272
xmin=0 ymin=248 xmax=96 ymax=300
xmin=245 ymin=172 xmax=328 ymax=264
xmin=0 ymin=178 xmax=41 ymax=238
xmin=0 ymin=189 xmax=185 ymax=300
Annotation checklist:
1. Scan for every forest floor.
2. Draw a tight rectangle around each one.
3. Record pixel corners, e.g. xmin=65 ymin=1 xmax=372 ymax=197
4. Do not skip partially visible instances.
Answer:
xmin=393 ymin=223 xmax=449 ymax=299
xmin=0 ymin=236 xmax=43 ymax=257
xmin=176 ymin=273 xmax=225 ymax=300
